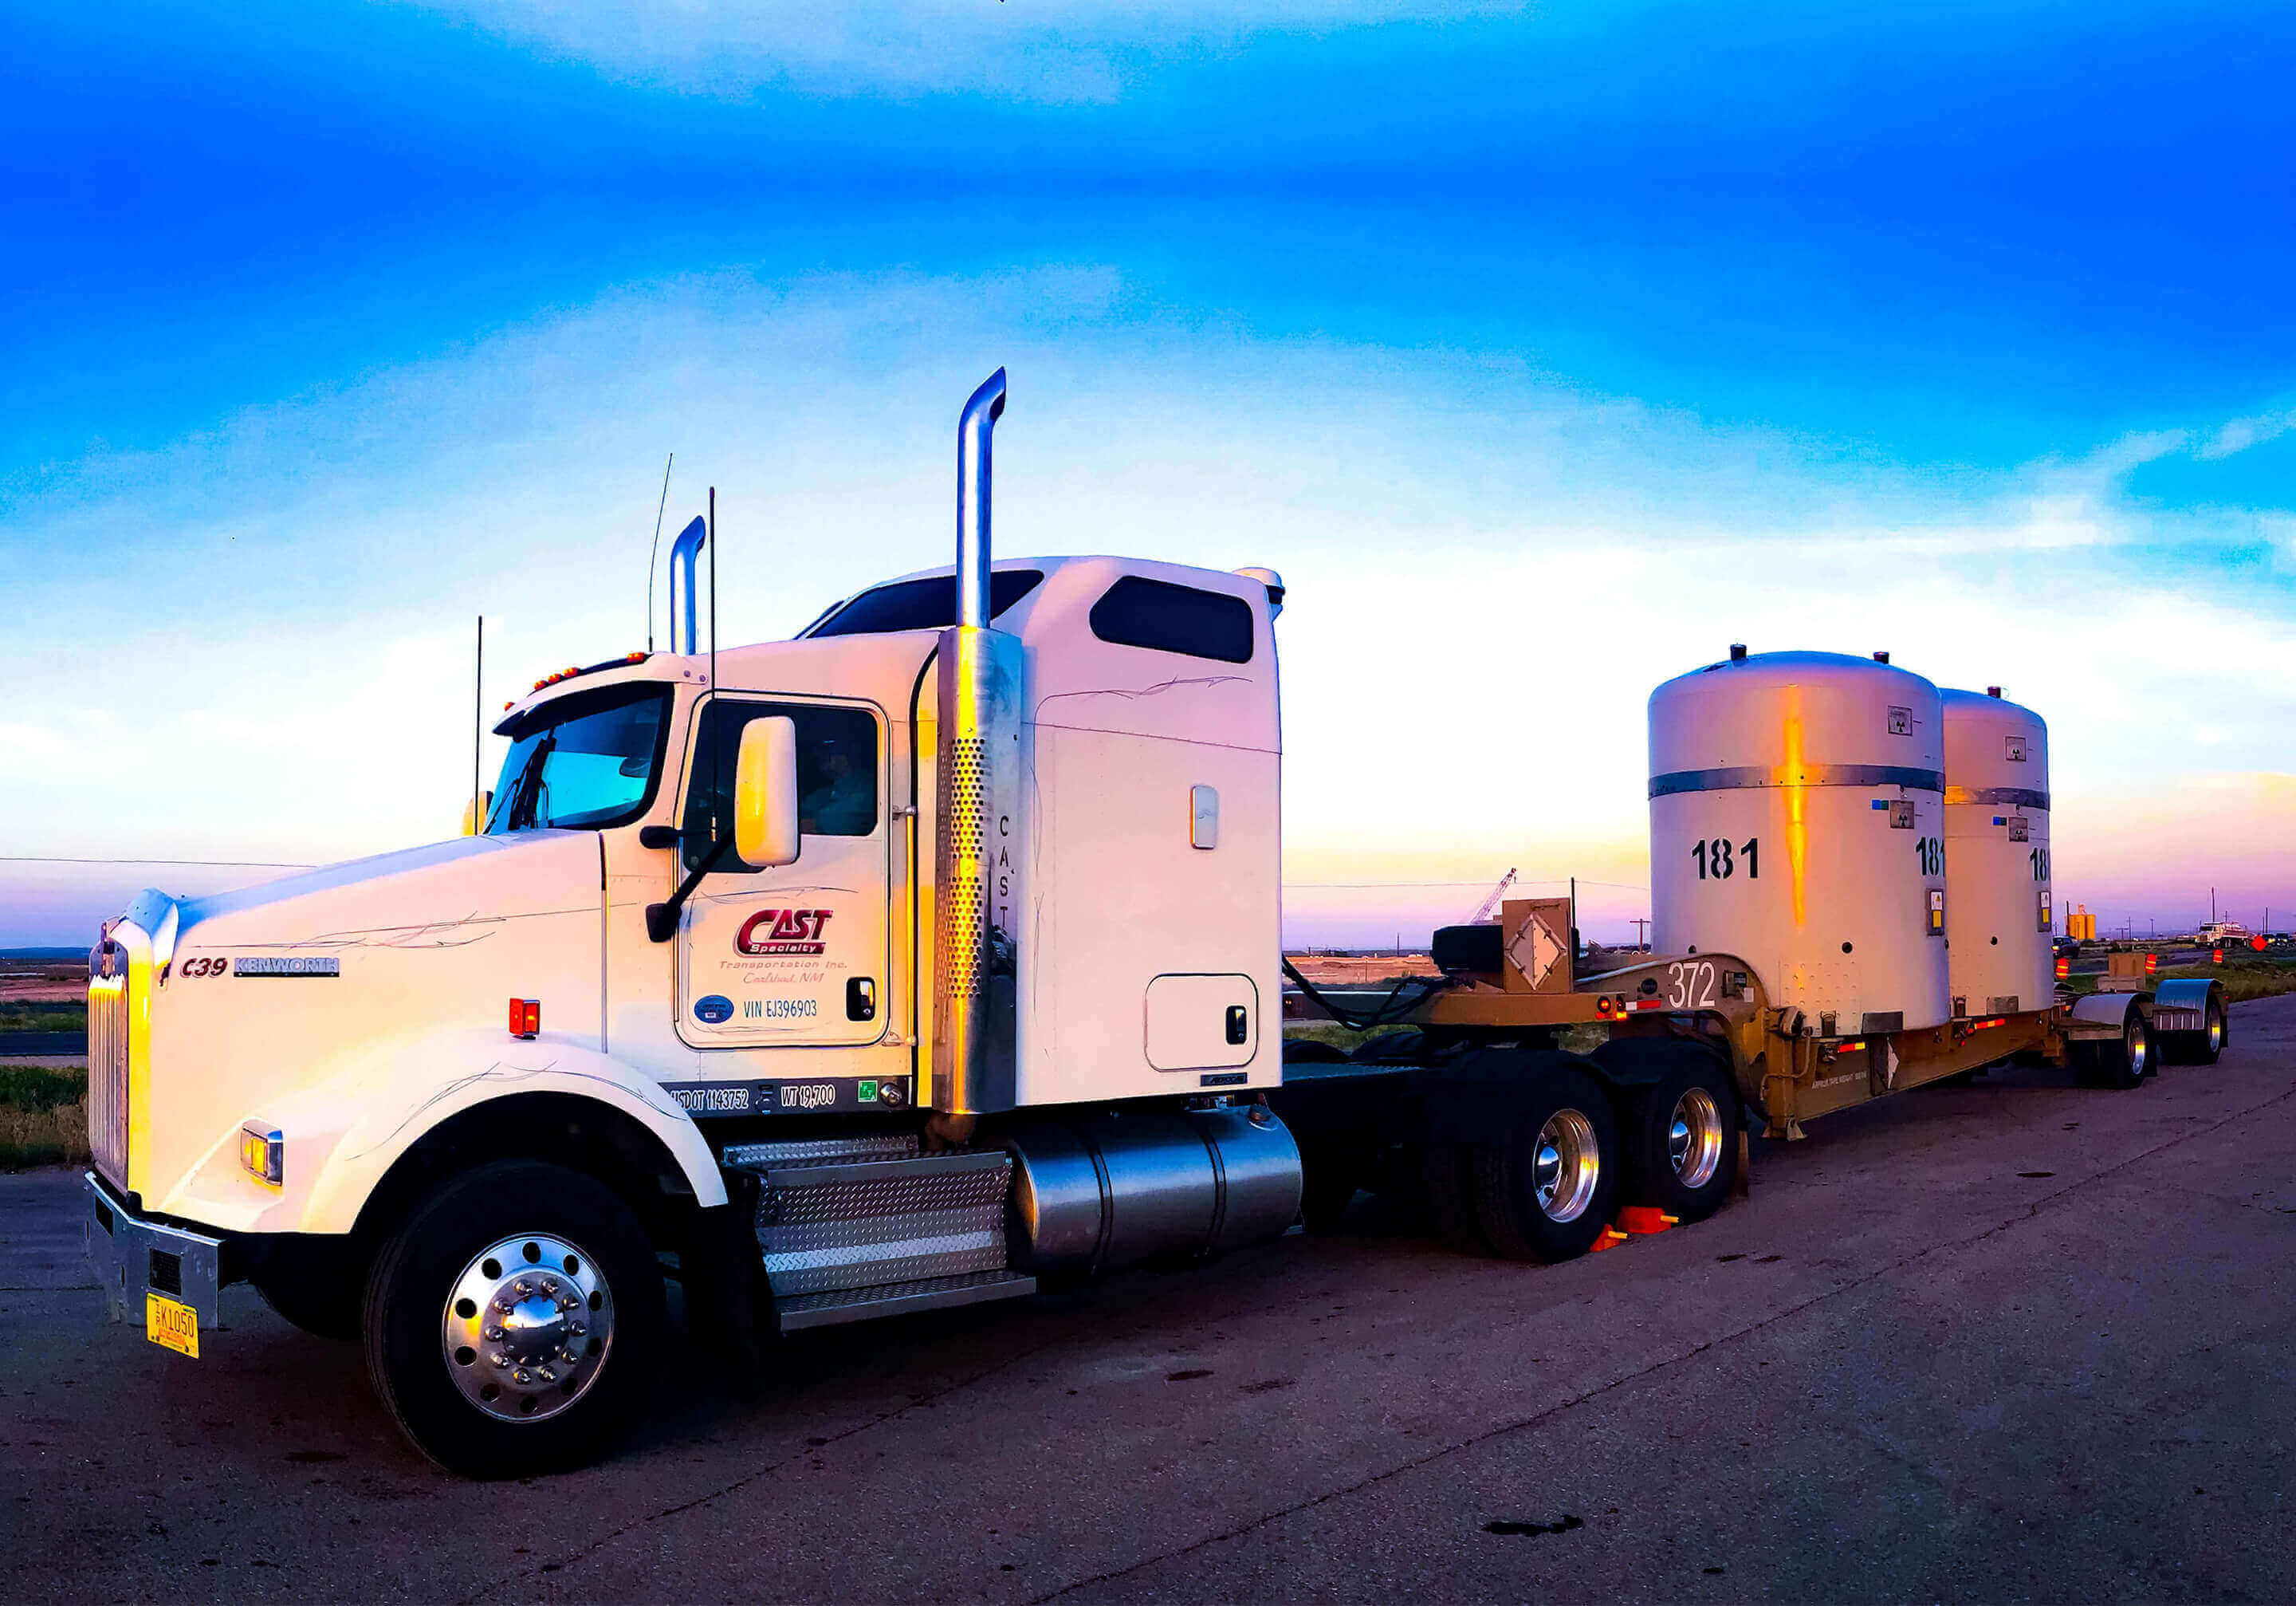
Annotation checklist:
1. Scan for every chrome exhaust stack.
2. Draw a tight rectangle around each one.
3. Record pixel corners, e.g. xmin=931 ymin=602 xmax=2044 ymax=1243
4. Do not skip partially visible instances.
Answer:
xmin=934 ymin=369 xmax=1022 ymax=1115
xmin=666 ymin=515 xmax=707 ymax=655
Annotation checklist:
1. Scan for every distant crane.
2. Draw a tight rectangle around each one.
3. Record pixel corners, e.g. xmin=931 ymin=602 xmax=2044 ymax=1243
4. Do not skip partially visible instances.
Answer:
xmin=1467 ymin=868 xmax=1519 ymax=925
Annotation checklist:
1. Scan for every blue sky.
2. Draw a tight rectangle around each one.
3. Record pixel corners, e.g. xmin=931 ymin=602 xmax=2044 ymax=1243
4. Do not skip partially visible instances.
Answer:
xmin=4 ymin=0 xmax=2292 ymax=944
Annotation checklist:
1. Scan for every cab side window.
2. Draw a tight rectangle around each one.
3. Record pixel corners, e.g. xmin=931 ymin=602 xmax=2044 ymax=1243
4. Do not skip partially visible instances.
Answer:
xmin=682 ymin=701 xmax=879 ymax=872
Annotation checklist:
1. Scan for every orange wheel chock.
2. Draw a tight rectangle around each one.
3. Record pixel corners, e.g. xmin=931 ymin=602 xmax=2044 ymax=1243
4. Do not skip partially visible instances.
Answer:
xmin=1616 ymin=1206 xmax=1679 ymax=1236
xmin=1588 ymin=1226 xmax=1632 ymax=1253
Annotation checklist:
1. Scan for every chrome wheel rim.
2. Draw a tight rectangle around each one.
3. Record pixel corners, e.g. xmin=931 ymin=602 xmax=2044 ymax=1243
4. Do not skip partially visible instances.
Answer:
xmin=2208 ymin=1013 xmax=2224 ymax=1052
xmin=2128 ymin=1023 xmax=2149 ymax=1077
xmin=1668 ymin=1087 xmax=1724 ymax=1190
xmin=442 ymin=1234 xmax=612 ymax=1423
xmin=1532 ymin=1108 xmax=1600 ymax=1223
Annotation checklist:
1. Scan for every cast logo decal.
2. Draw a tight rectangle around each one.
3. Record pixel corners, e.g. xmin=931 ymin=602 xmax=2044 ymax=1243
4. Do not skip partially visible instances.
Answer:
xmin=693 ymin=994 xmax=735 ymax=1025
xmin=735 ymin=908 xmax=834 ymax=956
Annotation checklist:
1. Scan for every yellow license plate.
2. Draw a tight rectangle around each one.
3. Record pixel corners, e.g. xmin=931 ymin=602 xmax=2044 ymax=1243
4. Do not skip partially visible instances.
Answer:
xmin=146 ymin=1291 xmax=199 ymax=1358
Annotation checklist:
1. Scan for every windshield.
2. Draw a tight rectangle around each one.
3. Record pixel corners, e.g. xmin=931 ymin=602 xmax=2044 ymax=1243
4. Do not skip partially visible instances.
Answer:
xmin=486 ymin=684 xmax=671 ymax=834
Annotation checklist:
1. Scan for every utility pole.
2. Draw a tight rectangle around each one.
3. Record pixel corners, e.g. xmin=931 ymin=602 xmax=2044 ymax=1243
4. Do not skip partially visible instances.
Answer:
xmin=1631 ymin=918 xmax=1651 ymax=950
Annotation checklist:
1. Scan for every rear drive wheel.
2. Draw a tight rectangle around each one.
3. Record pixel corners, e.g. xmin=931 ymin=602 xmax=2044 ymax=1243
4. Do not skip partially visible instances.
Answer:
xmin=1613 ymin=1053 xmax=1740 ymax=1222
xmin=1470 ymin=1067 xmax=1621 ymax=1262
xmin=1421 ymin=1143 xmax=1491 ymax=1254
xmin=363 ymin=1159 xmax=665 ymax=1478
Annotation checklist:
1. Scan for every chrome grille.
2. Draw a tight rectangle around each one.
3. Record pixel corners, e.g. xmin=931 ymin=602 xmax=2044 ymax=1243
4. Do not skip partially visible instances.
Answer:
xmin=88 ymin=953 xmax=131 ymax=1188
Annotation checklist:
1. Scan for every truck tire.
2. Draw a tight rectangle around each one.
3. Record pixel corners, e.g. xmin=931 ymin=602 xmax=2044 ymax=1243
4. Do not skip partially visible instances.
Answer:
xmin=1421 ymin=1143 xmax=1492 ymax=1254
xmin=1610 ymin=1052 xmax=1740 ymax=1222
xmin=1468 ymin=1066 xmax=1620 ymax=1262
xmin=252 ymin=1268 xmax=363 ymax=1342
xmin=2075 ymin=1014 xmax=2153 ymax=1092
xmin=1297 ymin=1135 xmax=1371 ymax=1234
xmin=362 ymin=1159 xmax=665 ymax=1478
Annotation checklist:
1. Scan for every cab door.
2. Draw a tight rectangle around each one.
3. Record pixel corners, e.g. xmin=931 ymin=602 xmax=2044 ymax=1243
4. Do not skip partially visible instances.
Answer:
xmin=674 ymin=695 xmax=890 ymax=1049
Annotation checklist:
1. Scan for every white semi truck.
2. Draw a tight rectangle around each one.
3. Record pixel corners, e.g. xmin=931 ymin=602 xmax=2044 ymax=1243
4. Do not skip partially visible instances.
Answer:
xmin=83 ymin=372 xmax=2232 ymax=1476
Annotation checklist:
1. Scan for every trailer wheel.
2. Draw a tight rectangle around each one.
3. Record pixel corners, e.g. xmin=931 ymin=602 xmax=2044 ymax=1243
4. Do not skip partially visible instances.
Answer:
xmin=1469 ymin=1068 xmax=1620 ymax=1262
xmin=2075 ymin=1014 xmax=2152 ymax=1092
xmin=363 ymin=1159 xmax=665 ymax=1478
xmin=2167 ymin=997 xmax=2230 ymax=1066
xmin=1614 ymin=1055 xmax=1740 ymax=1222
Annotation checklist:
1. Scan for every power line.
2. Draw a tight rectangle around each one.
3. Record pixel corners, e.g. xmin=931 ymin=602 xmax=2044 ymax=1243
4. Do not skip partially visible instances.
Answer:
xmin=1283 ymin=878 xmax=1649 ymax=892
xmin=0 ymin=856 xmax=317 ymax=868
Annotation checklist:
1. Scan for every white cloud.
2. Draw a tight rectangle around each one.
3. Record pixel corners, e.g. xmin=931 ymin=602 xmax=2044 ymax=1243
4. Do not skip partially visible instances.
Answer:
xmin=391 ymin=0 xmax=1530 ymax=101
xmin=6 ymin=261 xmax=2290 ymax=943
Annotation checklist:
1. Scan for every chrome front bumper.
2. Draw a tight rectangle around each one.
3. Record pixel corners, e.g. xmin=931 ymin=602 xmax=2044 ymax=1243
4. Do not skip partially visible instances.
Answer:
xmin=85 ymin=1171 xmax=226 ymax=1333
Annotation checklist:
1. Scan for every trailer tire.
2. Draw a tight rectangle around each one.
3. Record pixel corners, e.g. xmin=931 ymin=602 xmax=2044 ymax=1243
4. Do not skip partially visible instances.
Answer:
xmin=363 ymin=1159 xmax=665 ymax=1478
xmin=1612 ymin=1053 xmax=1740 ymax=1222
xmin=1468 ymin=1067 xmax=1620 ymax=1262
xmin=2075 ymin=1014 xmax=2152 ymax=1092
xmin=2168 ymin=996 xmax=2230 ymax=1066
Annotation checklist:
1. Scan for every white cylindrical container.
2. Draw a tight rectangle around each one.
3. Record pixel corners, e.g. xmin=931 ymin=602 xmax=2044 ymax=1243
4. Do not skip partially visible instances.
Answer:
xmin=1940 ymin=687 xmax=2053 ymax=1018
xmin=1649 ymin=650 xmax=1949 ymax=1036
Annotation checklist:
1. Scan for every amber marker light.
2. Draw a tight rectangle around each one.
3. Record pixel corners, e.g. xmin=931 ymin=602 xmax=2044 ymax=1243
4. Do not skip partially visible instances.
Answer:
xmin=238 ymin=1124 xmax=284 ymax=1188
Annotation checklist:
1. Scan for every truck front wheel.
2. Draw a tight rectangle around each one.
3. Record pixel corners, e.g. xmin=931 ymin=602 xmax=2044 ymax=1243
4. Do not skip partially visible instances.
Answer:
xmin=251 ymin=1264 xmax=364 ymax=1341
xmin=362 ymin=1159 xmax=666 ymax=1478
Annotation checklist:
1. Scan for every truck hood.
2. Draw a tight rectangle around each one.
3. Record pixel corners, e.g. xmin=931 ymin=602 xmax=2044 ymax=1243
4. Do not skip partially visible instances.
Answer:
xmin=173 ymin=833 xmax=601 ymax=953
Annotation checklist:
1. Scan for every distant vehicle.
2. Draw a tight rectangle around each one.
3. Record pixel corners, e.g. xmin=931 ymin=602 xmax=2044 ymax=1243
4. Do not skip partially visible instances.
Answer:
xmin=2199 ymin=921 xmax=2252 ymax=946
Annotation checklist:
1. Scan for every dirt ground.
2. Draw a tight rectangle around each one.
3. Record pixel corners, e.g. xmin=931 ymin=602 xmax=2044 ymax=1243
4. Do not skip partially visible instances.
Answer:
xmin=3 ymin=994 xmax=2292 ymax=1602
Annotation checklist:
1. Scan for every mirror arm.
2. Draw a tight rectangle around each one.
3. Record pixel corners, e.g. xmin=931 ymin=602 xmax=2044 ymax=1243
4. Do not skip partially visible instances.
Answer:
xmin=645 ymin=835 xmax=733 ymax=943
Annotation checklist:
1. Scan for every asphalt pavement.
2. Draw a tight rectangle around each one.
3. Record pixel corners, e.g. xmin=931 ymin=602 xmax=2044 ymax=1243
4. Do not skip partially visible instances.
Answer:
xmin=4 ymin=995 xmax=2293 ymax=1603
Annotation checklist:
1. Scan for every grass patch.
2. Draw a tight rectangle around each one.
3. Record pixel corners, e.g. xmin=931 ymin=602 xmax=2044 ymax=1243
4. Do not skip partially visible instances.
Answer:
xmin=2156 ymin=960 xmax=2296 ymax=1004
xmin=0 ymin=1066 xmax=89 ymax=1169
xmin=0 ymin=1002 xmax=87 ymax=1033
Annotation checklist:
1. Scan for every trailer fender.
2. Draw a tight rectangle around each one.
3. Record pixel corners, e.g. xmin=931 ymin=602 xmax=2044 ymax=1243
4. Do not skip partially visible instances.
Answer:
xmin=154 ymin=1029 xmax=726 ymax=1236
xmin=2064 ymin=990 xmax=2145 ymax=1040
xmin=2149 ymin=978 xmax=2221 ymax=1035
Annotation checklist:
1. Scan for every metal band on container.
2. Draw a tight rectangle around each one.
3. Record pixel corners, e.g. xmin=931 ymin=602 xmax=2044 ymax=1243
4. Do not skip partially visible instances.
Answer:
xmin=1942 ymin=785 xmax=2050 ymax=810
xmin=1649 ymin=763 xmax=1945 ymax=798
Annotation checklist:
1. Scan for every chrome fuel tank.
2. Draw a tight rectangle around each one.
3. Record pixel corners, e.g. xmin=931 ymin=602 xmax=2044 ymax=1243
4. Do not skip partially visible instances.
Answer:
xmin=1005 ymin=1106 xmax=1301 ymax=1276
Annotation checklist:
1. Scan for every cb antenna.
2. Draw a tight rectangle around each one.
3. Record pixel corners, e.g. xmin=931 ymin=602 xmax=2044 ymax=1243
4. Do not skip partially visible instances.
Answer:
xmin=645 ymin=452 xmax=674 ymax=653
xmin=708 ymin=486 xmax=718 ymax=691
xmin=471 ymin=614 xmax=483 ymax=832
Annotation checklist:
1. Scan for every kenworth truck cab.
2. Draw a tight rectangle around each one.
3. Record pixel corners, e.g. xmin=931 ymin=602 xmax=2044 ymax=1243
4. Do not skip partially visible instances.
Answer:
xmin=85 ymin=372 xmax=1313 ymax=1474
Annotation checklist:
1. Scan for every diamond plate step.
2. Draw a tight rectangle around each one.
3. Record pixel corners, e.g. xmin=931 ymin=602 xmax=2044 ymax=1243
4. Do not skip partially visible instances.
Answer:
xmin=774 ymin=1269 xmax=1036 ymax=1332
xmin=745 ymin=1148 xmax=1019 ymax=1304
